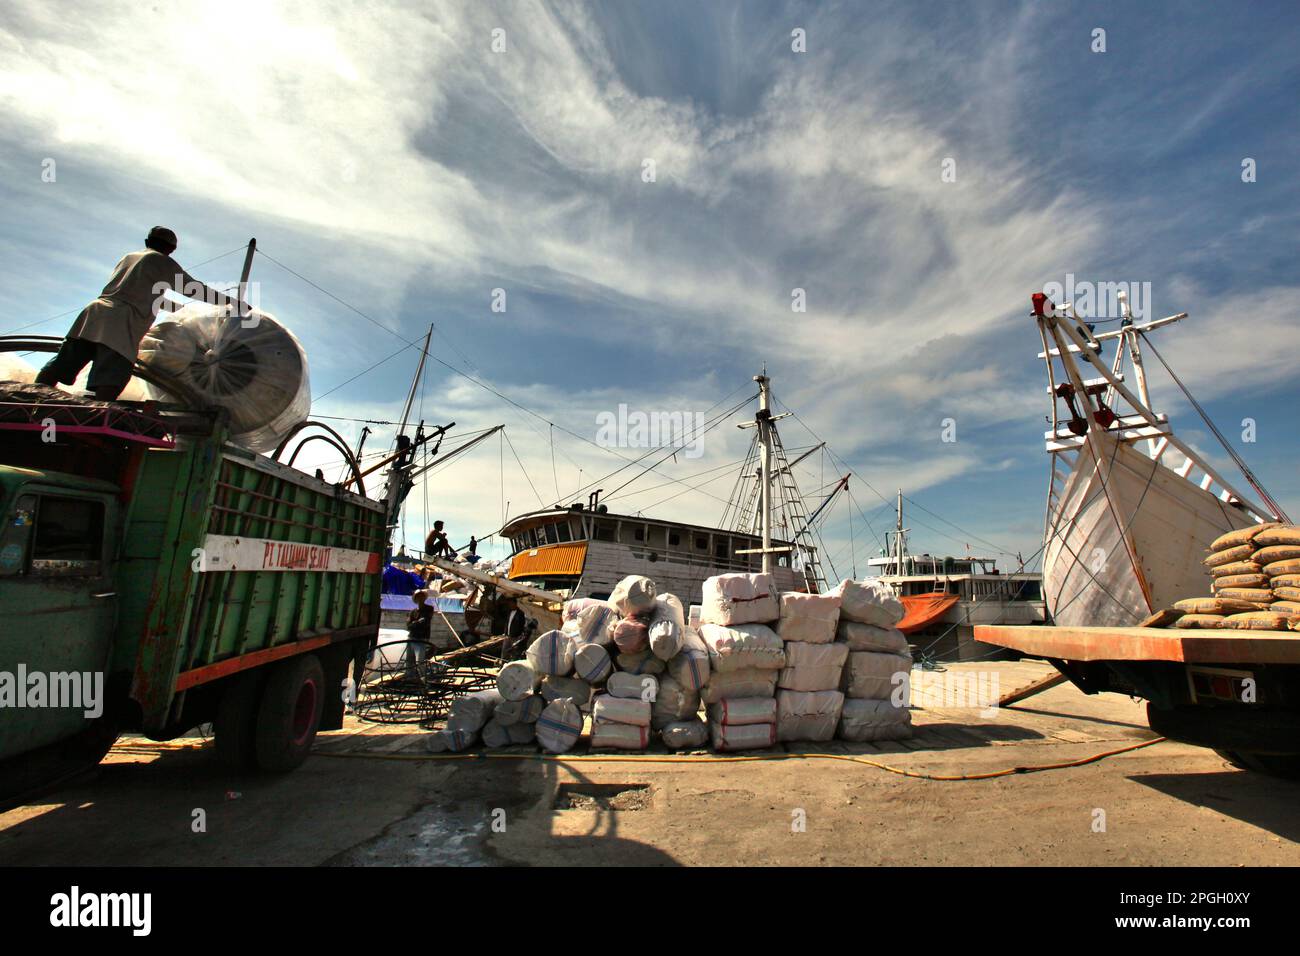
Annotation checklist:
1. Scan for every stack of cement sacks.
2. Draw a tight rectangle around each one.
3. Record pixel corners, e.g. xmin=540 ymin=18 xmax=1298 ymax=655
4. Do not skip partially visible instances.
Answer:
xmin=833 ymin=578 xmax=914 ymax=742
xmin=1162 ymin=523 xmax=1300 ymax=631
xmin=698 ymin=573 xmax=784 ymax=750
xmin=774 ymin=591 xmax=846 ymax=742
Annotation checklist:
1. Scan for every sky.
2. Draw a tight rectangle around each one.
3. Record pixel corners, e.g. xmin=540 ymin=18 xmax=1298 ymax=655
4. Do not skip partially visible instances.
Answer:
xmin=2 ymin=0 xmax=1298 ymax=575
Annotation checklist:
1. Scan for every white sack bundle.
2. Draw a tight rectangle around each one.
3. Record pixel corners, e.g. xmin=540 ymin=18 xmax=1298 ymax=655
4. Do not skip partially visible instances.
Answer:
xmin=837 ymin=620 xmax=909 ymax=653
xmin=536 ymin=698 xmax=584 ymax=753
xmin=610 ymin=574 xmax=658 ymax=615
xmin=660 ymin=718 xmax=709 ymax=749
xmin=651 ymin=674 xmax=699 ymax=728
xmin=427 ymin=726 xmax=478 ymax=753
xmin=481 ymin=716 xmax=537 ymax=748
xmin=710 ymin=720 xmax=776 ymax=752
xmin=592 ymin=694 xmax=652 ymax=727
xmin=777 ymin=591 xmax=842 ymax=644
xmin=667 ymin=627 xmax=711 ymax=692
xmin=700 ymin=573 xmax=780 ymax=626
xmin=648 ymin=620 xmax=682 ymax=661
xmin=446 ymin=689 xmax=501 ymax=734
xmin=841 ymin=651 xmax=913 ymax=701
xmin=573 ymin=642 xmax=613 ymax=684
xmin=616 ymin=649 xmax=666 ymax=675
xmin=497 ymin=660 xmax=540 ymax=701
xmin=699 ymin=667 xmax=777 ymax=703
xmin=590 ymin=720 xmax=650 ymax=750
xmin=494 ymin=694 xmax=544 ymax=725
xmin=706 ymin=696 xmax=777 ymax=726
xmin=834 ymin=577 xmax=904 ymax=627
xmin=778 ymin=641 xmax=849 ymax=692
xmin=699 ymin=622 xmax=786 ymax=672
xmin=838 ymin=698 xmax=913 ymax=742
xmin=526 ymin=629 xmax=575 ymax=676
xmin=137 ymin=302 xmax=310 ymax=453
xmin=541 ymin=675 xmax=591 ymax=708
xmin=562 ymin=600 xmax=618 ymax=646
xmin=606 ymin=671 xmax=658 ymax=700
xmin=776 ymin=689 xmax=844 ymax=742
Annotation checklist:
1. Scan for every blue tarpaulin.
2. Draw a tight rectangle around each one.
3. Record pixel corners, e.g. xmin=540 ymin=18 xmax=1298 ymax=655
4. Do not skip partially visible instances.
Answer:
xmin=382 ymin=564 xmax=425 ymax=595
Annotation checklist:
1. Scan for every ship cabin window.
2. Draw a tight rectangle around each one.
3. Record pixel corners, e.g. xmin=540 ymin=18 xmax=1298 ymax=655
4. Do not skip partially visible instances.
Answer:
xmin=695 ymin=536 xmax=708 ymax=550
xmin=714 ymin=537 xmax=729 ymax=560
xmin=633 ymin=527 xmax=645 ymax=542
xmin=646 ymin=525 xmax=666 ymax=549
xmin=554 ymin=521 xmax=572 ymax=543
xmin=668 ymin=532 xmax=680 ymax=547
xmin=593 ymin=521 xmax=616 ymax=542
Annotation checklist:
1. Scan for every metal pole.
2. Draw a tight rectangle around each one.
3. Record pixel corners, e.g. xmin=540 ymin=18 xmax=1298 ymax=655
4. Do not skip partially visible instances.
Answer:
xmin=238 ymin=238 xmax=256 ymax=316
xmin=756 ymin=373 xmax=772 ymax=575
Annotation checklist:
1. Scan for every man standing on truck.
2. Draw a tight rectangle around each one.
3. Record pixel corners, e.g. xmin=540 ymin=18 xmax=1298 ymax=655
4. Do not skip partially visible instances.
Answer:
xmin=35 ymin=226 xmax=250 ymax=401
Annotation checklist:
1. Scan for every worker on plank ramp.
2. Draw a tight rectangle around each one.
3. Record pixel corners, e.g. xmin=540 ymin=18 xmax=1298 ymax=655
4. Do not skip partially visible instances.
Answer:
xmin=35 ymin=226 xmax=250 ymax=401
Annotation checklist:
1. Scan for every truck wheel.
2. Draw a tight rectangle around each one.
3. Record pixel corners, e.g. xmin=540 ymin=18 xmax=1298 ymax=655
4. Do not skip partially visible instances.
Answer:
xmin=1214 ymin=749 xmax=1249 ymax=770
xmin=254 ymin=654 xmax=325 ymax=772
xmin=1229 ymin=752 xmax=1300 ymax=780
xmin=214 ymin=674 xmax=262 ymax=771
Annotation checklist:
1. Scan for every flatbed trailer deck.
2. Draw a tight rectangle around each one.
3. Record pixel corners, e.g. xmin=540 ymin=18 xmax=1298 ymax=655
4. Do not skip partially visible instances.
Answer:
xmin=977 ymin=623 xmax=1300 ymax=777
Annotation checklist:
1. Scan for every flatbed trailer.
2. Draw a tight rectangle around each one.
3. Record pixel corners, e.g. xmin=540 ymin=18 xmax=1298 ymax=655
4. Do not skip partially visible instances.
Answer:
xmin=977 ymin=623 xmax=1300 ymax=777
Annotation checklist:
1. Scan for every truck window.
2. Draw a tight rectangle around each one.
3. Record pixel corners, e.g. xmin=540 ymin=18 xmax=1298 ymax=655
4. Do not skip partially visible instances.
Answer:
xmin=30 ymin=495 xmax=104 ymax=575
xmin=0 ymin=494 xmax=37 ymax=576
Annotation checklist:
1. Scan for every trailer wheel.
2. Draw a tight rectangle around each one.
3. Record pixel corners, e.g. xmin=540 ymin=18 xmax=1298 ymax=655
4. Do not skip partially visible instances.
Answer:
xmin=254 ymin=654 xmax=325 ymax=772
xmin=1227 ymin=751 xmax=1300 ymax=780
xmin=214 ymin=673 xmax=262 ymax=770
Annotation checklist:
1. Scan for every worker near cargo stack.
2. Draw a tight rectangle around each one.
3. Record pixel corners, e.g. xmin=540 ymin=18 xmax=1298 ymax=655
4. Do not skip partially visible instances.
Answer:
xmin=425 ymin=520 xmax=455 ymax=559
xmin=35 ymin=227 xmax=251 ymax=401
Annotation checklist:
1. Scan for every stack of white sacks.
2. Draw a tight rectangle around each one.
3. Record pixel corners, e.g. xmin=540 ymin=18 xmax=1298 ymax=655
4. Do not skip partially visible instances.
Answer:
xmin=437 ymin=570 xmax=911 ymax=752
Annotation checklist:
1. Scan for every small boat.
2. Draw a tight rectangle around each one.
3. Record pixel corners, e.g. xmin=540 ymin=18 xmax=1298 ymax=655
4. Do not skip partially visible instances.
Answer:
xmin=1032 ymin=291 xmax=1288 ymax=627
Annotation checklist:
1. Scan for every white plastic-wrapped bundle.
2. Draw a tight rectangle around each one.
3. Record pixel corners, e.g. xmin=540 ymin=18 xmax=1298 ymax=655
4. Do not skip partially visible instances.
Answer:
xmin=777 ymin=592 xmax=842 ymax=644
xmin=834 ymin=577 xmax=904 ymax=627
xmin=710 ymin=720 xmax=776 ymax=752
xmin=426 ymin=726 xmax=478 ymax=752
xmin=536 ymin=698 xmax=584 ymax=753
xmin=841 ymin=651 xmax=912 ymax=700
xmin=651 ymin=675 xmax=699 ymax=728
xmin=707 ymin=697 xmax=777 ymax=725
xmin=776 ymin=690 xmax=844 ymax=742
xmin=541 ymin=675 xmax=592 ymax=708
xmin=494 ymin=694 xmax=544 ymax=725
xmin=446 ymin=690 xmax=501 ymax=735
xmin=610 ymin=574 xmax=658 ymax=615
xmin=699 ymin=622 xmax=786 ymax=672
xmin=668 ymin=627 xmax=711 ymax=692
xmin=591 ymin=720 xmax=650 ymax=749
xmin=778 ymin=641 xmax=849 ymax=692
xmin=660 ymin=718 xmax=708 ymax=749
xmin=837 ymin=621 xmax=909 ymax=653
xmin=616 ymin=649 xmax=666 ymax=675
xmin=592 ymin=695 xmax=652 ymax=727
xmin=699 ymin=667 xmax=777 ymax=703
xmin=481 ymin=716 xmax=537 ymax=748
xmin=700 ymin=573 xmax=780 ymax=625
xmin=648 ymin=594 xmax=686 ymax=660
xmin=563 ymin=599 xmax=618 ymax=646
xmin=573 ymin=642 xmax=613 ymax=684
xmin=527 ymin=629 xmax=575 ymax=676
xmin=607 ymin=671 xmax=657 ymax=700
xmin=839 ymin=698 xmax=913 ymax=742
xmin=137 ymin=302 xmax=310 ymax=453
xmin=497 ymin=660 xmax=540 ymax=701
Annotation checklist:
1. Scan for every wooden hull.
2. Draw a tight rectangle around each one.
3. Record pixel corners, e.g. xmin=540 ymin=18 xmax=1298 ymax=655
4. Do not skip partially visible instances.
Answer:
xmin=1043 ymin=434 xmax=1253 ymax=628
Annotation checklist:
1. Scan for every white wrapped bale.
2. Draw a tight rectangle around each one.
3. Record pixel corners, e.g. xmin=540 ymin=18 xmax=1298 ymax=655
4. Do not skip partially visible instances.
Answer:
xmin=497 ymin=660 xmax=540 ymax=701
xmin=777 ymin=591 xmax=842 ymax=644
xmin=837 ymin=620 xmax=909 ymax=653
xmin=494 ymin=694 xmax=544 ymax=725
xmin=573 ymin=642 xmax=613 ymax=684
xmin=688 ymin=605 xmax=702 ymax=628
xmin=776 ymin=690 xmax=844 ymax=742
xmin=616 ymin=649 xmax=666 ymax=675
xmin=700 ymin=573 xmax=780 ymax=625
xmin=648 ymin=620 xmax=683 ymax=661
xmin=834 ymin=577 xmax=904 ymax=626
xmin=430 ymin=726 xmax=478 ymax=752
xmin=527 ymin=629 xmax=575 ymax=676
xmin=707 ymin=697 xmax=777 ymax=726
xmin=562 ymin=600 xmax=618 ymax=646
xmin=590 ymin=720 xmax=650 ymax=750
xmin=651 ymin=675 xmax=699 ymax=729
xmin=710 ymin=720 xmax=777 ymax=752
xmin=482 ymin=717 xmax=536 ymax=748
xmin=607 ymin=671 xmax=658 ymax=700
xmin=611 ymin=616 xmax=651 ymax=654
xmin=447 ymin=689 xmax=501 ymax=734
xmin=536 ymin=698 xmax=583 ymax=753
xmin=592 ymin=694 xmax=652 ymax=727
xmin=137 ymin=303 xmax=311 ymax=453
xmin=610 ymin=574 xmax=658 ymax=615
xmin=841 ymin=651 xmax=913 ymax=701
xmin=778 ymin=641 xmax=849 ymax=692
xmin=700 ymin=667 xmax=777 ymax=703
xmin=660 ymin=718 xmax=709 ymax=750
xmin=668 ymin=627 xmax=711 ymax=692
xmin=699 ymin=622 xmax=785 ymax=672
xmin=839 ymin=698 xmax=913 ymax=742
xmin=541 ymin=675 xmax=592 ymax=708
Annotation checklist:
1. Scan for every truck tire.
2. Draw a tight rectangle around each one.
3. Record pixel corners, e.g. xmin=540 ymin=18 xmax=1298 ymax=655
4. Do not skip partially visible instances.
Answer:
xmin=254 ymin=654 xmax=325 ymax=772
xmin=214 ymin=673 xmax=262 ymax=771
xmin=1226 ymin=751 xmax=1300 ymax=780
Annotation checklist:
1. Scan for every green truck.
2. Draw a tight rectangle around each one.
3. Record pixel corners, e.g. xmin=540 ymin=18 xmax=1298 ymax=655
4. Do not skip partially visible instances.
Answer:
xmin=0 ymin=379 xmax=388 ymax=801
